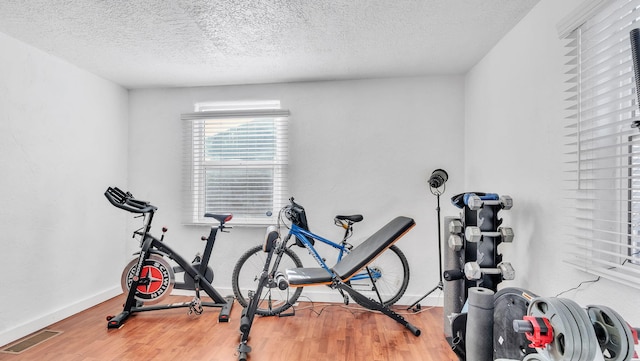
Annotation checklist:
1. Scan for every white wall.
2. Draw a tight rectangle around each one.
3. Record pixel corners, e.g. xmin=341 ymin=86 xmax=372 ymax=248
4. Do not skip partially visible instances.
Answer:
xmin=7 ymin=0 xmax=636 ymax=348
xmin=465 ymin=0 xmax=640 ymax=324
xmin=0 ymin=32 xmax=129 ymax=346
xmin=128 ymin=76 xmax=465 ymax=304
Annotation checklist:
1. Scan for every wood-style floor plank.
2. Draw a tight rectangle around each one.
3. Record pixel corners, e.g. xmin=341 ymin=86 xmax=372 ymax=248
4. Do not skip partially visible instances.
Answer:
xmin=0 ymin=295 xmax=459 ymax=361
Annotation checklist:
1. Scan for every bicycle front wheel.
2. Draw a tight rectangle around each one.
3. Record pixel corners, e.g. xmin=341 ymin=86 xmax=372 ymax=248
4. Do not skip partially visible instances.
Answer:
xmin=232 ymin=245 xmax=303 ymax=316
xmin=348 ymin=244 xmax=409 ymax=307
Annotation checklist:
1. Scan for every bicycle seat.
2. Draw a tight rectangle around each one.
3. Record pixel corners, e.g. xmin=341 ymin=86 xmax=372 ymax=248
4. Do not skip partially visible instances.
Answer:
xmin=204 ymin=213 xmax=233 ymax=224
xmin=335 ymin=214 xmax=363 ymax=223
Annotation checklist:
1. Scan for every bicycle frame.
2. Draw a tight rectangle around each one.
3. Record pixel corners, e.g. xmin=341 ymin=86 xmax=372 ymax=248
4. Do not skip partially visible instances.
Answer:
xmin=286 ymin=223 xmax=382 ymax=283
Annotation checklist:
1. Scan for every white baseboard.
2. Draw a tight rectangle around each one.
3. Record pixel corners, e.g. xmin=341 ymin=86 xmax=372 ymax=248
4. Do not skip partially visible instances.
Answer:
xmin=0 ymin=287 xmax=121 ymax=348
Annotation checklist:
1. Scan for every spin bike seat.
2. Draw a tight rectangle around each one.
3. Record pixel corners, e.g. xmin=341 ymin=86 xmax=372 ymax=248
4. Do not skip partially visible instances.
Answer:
xmin=335 ymin=214 xmax=363 ymax=223
xmin=204 ymin=213 xmax=233 ymax=224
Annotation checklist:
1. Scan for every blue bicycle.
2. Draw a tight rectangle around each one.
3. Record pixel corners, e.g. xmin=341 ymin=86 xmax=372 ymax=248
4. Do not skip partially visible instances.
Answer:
xmin=231 ymin=197 xmax=410 ymax=316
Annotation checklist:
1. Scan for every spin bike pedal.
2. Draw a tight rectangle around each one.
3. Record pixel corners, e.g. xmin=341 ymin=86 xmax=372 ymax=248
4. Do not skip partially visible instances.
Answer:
xmin=188 ymin=297 xmax=204 ymax=316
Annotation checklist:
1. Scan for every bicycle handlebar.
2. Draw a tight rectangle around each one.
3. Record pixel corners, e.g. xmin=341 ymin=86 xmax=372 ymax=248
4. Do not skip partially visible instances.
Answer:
xmin=283 ymin=197 xmax=300 ymax=219
xmin=104 ymin=186 xmax=157 ymax=214
xmin=282 ymin=197 xmax=311 ymax=233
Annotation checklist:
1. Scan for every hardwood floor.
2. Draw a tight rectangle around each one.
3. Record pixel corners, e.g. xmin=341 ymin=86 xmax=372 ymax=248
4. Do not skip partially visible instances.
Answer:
xmin=0 ymin=295 xmax=459 ymax=361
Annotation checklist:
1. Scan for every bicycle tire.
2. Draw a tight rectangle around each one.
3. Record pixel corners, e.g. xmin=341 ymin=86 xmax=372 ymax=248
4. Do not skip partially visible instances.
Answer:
xmin=349 ymin=244 xmax=409 ymax=307
xmin=232 ymin=245 xmax=304 ymax=316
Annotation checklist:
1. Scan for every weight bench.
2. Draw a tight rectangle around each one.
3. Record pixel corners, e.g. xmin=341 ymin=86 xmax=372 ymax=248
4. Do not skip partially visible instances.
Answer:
xmin=238 ymin=216 xmax=420 ymax=360
xmin=285 ymin=216 xmax=421 ymax=335
xmin=287 ymin=216 xmax=414 ymax=285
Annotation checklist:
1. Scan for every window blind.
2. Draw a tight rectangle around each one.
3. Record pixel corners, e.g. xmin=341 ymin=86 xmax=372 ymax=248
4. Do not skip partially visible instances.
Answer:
xmin=182 ymin=107 xmax=289 ymax=225
xmin=563 ymin=0 xmax=640 ymax=289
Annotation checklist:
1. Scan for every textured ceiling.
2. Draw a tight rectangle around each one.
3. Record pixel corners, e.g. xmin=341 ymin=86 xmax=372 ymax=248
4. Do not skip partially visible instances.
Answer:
xmin=0 ymin=0 xmax=540 ymax=89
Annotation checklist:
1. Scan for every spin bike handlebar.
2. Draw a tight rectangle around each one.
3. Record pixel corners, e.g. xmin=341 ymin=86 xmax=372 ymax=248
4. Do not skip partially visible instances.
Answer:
xmin=104 ymin=186 xmax=157 ymax=214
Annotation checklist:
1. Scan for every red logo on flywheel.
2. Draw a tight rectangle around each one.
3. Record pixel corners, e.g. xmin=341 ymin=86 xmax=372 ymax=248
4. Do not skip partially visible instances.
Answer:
xmin=137 ymin=265 xmax=165 ymax=294
xmin=124 ymin=258 xmax=172 ymax=301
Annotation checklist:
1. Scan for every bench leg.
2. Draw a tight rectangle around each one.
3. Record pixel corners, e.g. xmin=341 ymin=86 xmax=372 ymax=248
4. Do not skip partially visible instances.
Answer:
xmin=237 ymin=237 xmax=279 ymax=360
xmin=335 ymin=282 xmax=421 ymax=336
xmin=238 ymin=271 xmax=267 ymax=357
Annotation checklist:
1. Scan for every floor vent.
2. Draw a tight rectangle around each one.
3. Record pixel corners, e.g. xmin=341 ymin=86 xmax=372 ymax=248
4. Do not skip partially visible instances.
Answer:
xmin=1 ymin=330 xmax=62 ymax=354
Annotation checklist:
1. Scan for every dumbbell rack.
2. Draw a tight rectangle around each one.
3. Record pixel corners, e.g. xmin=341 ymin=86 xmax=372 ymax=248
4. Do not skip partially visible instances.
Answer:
xmin=441 ymin=193 xmax=640 ymax=361
xmin=442 ymin=192 xmax=514 ymax=354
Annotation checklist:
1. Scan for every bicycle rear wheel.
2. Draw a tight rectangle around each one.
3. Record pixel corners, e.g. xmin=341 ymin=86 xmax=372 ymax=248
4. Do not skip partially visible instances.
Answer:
xmin=232 ymin=245 xmax=303 ymax=316
xmin=348 ymin=244 xmax=409 ymax=307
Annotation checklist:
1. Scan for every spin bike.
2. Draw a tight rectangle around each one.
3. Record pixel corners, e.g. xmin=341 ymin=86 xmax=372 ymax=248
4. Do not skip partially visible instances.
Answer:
xmin=104 ymin=187 xmax=234 ymax=328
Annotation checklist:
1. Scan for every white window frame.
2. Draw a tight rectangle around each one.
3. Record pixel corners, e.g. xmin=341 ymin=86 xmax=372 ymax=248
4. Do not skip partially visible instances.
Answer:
xmin=182 ymin=101 xmax=289 ymax=226
xmin=561 ymin=0 xmax=640 ymax=289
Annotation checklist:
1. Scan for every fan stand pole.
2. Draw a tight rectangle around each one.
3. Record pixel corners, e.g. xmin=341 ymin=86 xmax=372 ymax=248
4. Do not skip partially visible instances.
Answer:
xmin=407 ymin=189 xmax=443 ymax=311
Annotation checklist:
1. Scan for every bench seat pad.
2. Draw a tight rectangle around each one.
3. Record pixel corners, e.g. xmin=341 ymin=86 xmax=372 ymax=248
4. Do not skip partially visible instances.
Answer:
xmin=286 ymin=267 xmax=333 ymax=286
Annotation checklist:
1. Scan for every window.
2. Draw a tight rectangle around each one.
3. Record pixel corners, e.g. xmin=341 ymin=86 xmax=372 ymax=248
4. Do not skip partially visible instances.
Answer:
xmin=562 ymin=0 xmax=640 ymax=288
xmin=182 ymin=101 xmax=289 ymax=225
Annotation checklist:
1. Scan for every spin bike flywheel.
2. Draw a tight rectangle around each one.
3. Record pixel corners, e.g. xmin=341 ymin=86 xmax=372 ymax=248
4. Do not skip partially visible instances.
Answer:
xmin=121 ymin=255 xmax=175 ymax=304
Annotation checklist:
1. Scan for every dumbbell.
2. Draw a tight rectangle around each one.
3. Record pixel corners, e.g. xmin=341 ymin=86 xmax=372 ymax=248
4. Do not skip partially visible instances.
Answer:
xmin=448 ymin=219 xmax=463 ymax=234
xmin=467 ymin=195 xmax=513 ymax=210
xmin=464 ymin=261 xmax=515 ymax=281
xmin=465 ymin=226 xmax=514 ymax=243
xmin=448 ymin=234 xmax=463 ymax=251
xmin=448 ymin=219 xmax=464 ymax=251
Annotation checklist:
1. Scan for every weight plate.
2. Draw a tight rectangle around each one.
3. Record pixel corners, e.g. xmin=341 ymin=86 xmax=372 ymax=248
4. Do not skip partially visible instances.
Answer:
xmin=449 ymin=312 xmax=467 ymax=359
xmin=554 ymin=299 xmax=585 ymax=361
xmin=558 ymin=298 xmax=599 ymax=361
xmin=587 ymin=305 xmax=632 ymax=361
xmin=563 ymin=299 xmax=600 ymax=361
xmin=494 ymin=288 xmax=538 ymax=360
xmin=549 ymin=298 xmax=583 ymax=361
xmin=608 ymin=307 xmax=635 ymax=361
xmin=121 ymin=255 xmax=175 ymax=304
xmin=586 ymin=305 xmax=634 ymax=361
xmin=528 ymin=297 xmax=578 ymax=361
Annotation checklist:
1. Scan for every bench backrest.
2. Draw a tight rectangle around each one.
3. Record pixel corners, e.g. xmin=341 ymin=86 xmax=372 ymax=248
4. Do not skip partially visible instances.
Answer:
xmin=332 ymin=216 xmax=415 ymax=280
